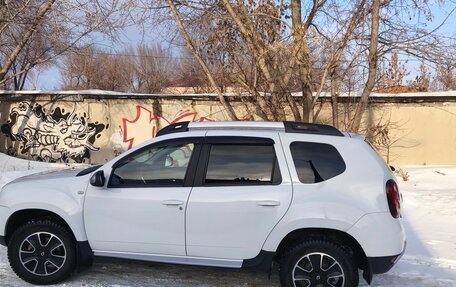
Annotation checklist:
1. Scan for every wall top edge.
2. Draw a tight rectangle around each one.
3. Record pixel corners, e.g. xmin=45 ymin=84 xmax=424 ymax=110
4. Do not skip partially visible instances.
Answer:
xmin=1 ymin=90 xmax=456 ymax=102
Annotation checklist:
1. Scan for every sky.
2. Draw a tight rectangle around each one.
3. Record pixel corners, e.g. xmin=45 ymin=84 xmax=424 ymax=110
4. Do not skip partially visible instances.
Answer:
xmin=34 ymin=24 xmax=170 ymax=90
xmin=396 ymin=1 xmax=456 ymax=78
xmin=33 ymin=0 xmax=456 ymax=91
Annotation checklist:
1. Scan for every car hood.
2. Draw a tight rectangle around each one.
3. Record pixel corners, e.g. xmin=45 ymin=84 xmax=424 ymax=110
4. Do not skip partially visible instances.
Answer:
xmin=6 ymin=168 xmax=83 ymax=185
xmin=0 ymin=167 xmax=92 ymax=217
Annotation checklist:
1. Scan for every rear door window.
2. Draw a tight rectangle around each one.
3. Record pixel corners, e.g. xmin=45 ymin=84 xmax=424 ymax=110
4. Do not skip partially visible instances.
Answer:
xmin=290 ymin=142 xmax=345 ymax=183
xmin=204 ymin=144 xmax=281 ymax=185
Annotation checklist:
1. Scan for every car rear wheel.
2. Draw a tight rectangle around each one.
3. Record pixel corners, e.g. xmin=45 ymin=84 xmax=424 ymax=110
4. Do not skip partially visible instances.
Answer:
xmin=279 ymin=239 xmax=359 ymax=287
xmin=7 ymin=220 xmax=76 ymax=285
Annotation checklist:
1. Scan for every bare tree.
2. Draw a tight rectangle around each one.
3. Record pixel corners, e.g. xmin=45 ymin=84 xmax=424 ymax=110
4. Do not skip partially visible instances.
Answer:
xmin=408 ymin=63 xmax=430 ymax=92
xmin=133 ymin=44 xmax=176 ymax=93
xmin=61 ymin=46 xmax=134 ymax=92
xmin=220 ymin=0 xmax=302 ymax=121
xmin=51 ymin=0 xmax=456 ymax=129
xmin=166 ymin=0 xmax=238 ymax=120
xmin=365 ymin=115 xmax=409 ymax=165
xmin=0 ymin=0 xmax=133 ymax=89
xmin=0 ymin=0 xmax=55 ymax=84
xmin=350 ymin=0 xmax=380 ymax=132
xmin=142 ymin=0 xmax=384 ymax=124
xmin=60 ymin=46 xmax=96 ymax=90
xmin=377 ymin=53 xmax=410 ymax=89
xmin=62 ymin=44 xmax=183 ymax=93
xmin=310 ymin=0 xmax=368 ymax=127
xmin=175 ymin=48 xmax=210 ymax=93
xmin=433 ymin=61 xmax=456 ymax=91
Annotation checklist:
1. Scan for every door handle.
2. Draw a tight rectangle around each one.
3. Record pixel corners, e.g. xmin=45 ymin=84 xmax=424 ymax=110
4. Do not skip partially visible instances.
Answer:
xmin=257 ymin=200 xmax=280 ymax=206
xmin=162 ymin=200 xmax=184 ymax=206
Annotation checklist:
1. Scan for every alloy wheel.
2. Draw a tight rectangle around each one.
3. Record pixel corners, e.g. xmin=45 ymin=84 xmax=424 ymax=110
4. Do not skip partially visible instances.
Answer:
xmin=19 ymin=232 xmax=67 ymax=276
xmin=292 ymin=252 xmax=345 ymax=287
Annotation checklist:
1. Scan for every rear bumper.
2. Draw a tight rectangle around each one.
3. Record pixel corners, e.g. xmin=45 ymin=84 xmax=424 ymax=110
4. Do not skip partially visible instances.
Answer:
xmin=362 ymin=241 xmax=405 ymax=284
xmin=368 ymin=240 xmax=406 ymax=274
xmin=348 ymin=212 xmax=406 ymax=257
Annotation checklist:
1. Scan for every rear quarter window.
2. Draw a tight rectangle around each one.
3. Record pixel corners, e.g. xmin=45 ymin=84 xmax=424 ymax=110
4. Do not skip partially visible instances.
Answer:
xmin=290 ymin=142 xmax=346 ymax=184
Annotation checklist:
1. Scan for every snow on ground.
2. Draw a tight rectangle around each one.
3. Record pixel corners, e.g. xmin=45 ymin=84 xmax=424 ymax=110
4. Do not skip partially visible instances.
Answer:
xmin=0 ymin=154 xmax=455 ymax=286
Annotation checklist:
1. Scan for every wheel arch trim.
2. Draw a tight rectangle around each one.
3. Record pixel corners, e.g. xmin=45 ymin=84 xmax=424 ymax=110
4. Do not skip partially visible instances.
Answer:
xmin=4 ymin=207 xmax=87 ymax=245
xmin=268 ymin=227 xmax=372 ymax=284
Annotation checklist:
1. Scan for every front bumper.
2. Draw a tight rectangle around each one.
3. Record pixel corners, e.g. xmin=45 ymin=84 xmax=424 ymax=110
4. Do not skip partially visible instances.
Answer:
xmin=0 ymin=205 xmax=10 ymax=246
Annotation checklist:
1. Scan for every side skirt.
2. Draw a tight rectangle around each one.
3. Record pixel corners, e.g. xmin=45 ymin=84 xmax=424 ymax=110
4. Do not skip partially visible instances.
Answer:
xmin=93 ymin=250 xmax=243 ymax=268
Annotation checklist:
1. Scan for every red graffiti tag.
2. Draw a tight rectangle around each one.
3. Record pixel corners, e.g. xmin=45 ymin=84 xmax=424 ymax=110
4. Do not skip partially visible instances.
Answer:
xmin=122 ymin=106 xmax=214 ymax=149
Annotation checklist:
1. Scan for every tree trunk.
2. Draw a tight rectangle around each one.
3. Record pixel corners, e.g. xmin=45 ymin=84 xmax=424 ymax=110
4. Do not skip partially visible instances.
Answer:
xmin=291 ymin=0 xmax=312 ymax=122
xmin=283 ymin=92 xmax=301 ymax=121
xmin=330 ymin=74 xmax=339 ymax=128
xmin=302 ymin=83 xmax=313 ymax=122
xmin=350 ymin=0 xmax=380 ymax=132
xmin=221 ymin=0 xmax=301 ymax=121
xmin=0 ymin=0 xmax=55 ymax=84
xmin=166 ymin=0 xmax=238 ymax=121
xmin=311 ymin=0 xmax=366 ymax=113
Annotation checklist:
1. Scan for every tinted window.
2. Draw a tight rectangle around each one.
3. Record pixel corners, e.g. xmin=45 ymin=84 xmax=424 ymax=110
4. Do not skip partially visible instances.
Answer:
xmin=110 ymin=143 xmax=194 ymax=187
xmin=204 ymin=144 xmax=280 ymax=185
xmin=290 ymin=142 xmax=345 ymax=184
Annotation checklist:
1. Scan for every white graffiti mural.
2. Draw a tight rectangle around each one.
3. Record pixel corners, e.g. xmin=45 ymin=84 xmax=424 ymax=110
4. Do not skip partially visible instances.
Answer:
xmin=1 ymin=102 xmax=105 ymax=163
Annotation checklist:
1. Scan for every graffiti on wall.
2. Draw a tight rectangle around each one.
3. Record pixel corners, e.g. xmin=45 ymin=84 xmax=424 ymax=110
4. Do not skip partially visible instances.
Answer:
xmin=110 ymin=105 xmax=214 ymax=153
xmin=1 ymin=102 xmax=105 ymax=163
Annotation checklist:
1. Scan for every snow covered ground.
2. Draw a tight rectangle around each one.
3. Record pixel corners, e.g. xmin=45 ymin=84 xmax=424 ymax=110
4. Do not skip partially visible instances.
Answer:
xmin=0 ymin=154 xmax=455 ymax=286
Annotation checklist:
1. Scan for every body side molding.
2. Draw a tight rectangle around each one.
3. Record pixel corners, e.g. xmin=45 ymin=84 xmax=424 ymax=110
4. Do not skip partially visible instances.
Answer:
xmin=93 ymin=250 xmax=243 ymax=268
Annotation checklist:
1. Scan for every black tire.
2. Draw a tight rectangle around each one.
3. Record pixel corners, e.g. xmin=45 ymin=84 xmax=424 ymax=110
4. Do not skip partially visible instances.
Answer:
xmin=7 ymin=220 xmax=76 ymax=285
xmin=279 ymin=239 xmax=359 ymax=287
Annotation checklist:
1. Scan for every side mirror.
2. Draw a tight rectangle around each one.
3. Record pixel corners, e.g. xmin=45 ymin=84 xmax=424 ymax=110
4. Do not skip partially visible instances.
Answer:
xmin=90 ymin=170 xmax=105 ymax=187
xmin=389 ymin=165 xmax=396 ymax=172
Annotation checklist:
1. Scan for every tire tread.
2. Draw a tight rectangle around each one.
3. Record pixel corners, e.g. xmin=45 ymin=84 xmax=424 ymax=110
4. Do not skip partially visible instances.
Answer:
xmin=7 ymin=219 xmax=76 ymax=285
xmin=279 ymin=239 xmax=359 ymax=287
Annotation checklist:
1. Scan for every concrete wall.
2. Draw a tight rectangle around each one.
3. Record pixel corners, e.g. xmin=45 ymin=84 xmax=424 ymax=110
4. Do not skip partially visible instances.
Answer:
xmin=316 ymin=101 xmax=456 ymax=166
xmin=1 ymin=91 xmax=455 ymax=166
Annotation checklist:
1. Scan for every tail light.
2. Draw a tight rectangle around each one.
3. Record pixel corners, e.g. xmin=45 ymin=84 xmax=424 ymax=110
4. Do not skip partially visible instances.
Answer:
xmin=386 ymin=179 xmax=401 ymax=218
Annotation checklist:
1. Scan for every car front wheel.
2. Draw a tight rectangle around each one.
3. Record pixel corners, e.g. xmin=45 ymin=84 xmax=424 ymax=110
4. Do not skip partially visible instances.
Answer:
xmin=7 ymin=220 xmax=76 ymax=285
xmin=279 ymin=239 xmax=359 ymax=287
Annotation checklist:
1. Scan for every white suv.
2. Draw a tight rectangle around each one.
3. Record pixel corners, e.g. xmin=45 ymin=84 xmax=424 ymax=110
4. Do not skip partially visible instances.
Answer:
xmin=0 ymin=121 xmax=405 ymax=286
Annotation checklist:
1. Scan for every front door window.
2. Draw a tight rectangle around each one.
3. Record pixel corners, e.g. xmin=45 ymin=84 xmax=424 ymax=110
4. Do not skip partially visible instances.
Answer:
xmin=109 ymin=143 xmax=195 ymax=187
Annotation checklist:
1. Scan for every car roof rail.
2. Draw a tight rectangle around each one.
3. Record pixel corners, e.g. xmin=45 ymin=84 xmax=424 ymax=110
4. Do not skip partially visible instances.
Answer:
xmin=156 ymin=121 xmax=344 ymax=137
xmin=283 ymin=121 xmax=344 ymax=137
xmin=156 ymin=121 xmax=190 ymax=137
xmin=188 ymin=121 xmax=284 ymax=131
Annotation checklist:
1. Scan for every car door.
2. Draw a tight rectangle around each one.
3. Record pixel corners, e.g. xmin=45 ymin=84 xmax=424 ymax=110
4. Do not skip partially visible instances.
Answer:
xmin=84 ymin=136 xmax=202 ymax=256
xmin=185 ymin=131 xmax=293 ymax=260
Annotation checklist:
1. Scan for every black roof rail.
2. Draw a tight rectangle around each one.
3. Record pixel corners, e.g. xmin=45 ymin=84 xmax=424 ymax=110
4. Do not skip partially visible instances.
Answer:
xmin=156 ymin=121 xmax=190 ymax=137
xmin=283 ymin=121 xmax=344 ymax=137
xmin=156 ymin=121 xmax=343 ymax=137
